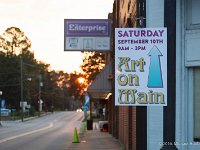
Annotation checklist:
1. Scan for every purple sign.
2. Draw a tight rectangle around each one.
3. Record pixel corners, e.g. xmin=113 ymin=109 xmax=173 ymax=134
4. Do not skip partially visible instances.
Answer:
xmin=64 ymin=19 xmax=111 ymax=36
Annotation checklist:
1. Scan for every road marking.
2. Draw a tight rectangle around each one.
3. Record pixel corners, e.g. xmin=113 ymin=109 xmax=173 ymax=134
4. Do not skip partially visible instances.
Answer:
xmin=0 ymin=123 xmax=53 ymax=144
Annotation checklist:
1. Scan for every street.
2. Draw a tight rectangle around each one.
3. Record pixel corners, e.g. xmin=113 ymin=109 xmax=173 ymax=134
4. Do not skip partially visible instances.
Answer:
xmin=0 ymin=111 xmax=84 ymax=150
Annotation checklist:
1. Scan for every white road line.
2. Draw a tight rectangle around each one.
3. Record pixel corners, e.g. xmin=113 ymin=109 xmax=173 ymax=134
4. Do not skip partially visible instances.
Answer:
xmin=0 ymin=123 xmax=53 ymax=144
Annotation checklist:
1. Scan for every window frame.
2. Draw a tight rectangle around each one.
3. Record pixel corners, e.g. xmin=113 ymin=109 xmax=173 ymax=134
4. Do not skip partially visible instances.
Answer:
xmin=187 ymin=68 xmax=200 ymax=149
xmin=186 ymin=0 xmax=200 ymax=30
xmin=176 ymin=0 xmax=200 ymax=149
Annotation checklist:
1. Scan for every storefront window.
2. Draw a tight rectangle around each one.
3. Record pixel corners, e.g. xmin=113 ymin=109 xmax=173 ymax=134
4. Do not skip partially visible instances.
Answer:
xmin=194 ymin=67 xmax=200 ymax=141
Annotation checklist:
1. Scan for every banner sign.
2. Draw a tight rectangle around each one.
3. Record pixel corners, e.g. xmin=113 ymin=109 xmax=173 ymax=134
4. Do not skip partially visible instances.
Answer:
xmin=82 ymin=93 xmax=90 ymax=112
xmin=115 ymin=28 xmax=167 ymax=106
xmin=64 ymin=19 xmax=111 ymax=51
xmin=0 ymin=99 xmax=5 ymax=108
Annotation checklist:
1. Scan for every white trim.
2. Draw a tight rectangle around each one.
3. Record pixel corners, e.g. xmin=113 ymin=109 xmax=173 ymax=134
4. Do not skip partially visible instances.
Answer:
xmin=176 ymin=0 xmax=186 ymax=149
xmin=188 ymin=69 xmax=194 ymax=149
xmin=146 ymin=0 xmax=164 ymax=149
xmin=176 ymin=0 xmax=190 ymax=149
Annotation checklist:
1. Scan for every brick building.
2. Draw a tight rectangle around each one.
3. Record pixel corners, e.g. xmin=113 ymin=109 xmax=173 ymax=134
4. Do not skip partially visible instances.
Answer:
xmin=88 ymin=0 xmax=200 ymax=149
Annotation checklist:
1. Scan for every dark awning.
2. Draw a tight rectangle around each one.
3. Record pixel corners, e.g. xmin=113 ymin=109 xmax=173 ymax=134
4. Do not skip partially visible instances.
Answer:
xmin=87 ymin=62 xmax=112 ymax=99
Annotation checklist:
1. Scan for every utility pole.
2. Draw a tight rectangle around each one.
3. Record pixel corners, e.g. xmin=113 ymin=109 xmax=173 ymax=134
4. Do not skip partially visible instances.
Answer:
xmin=20 ymin=58 xmax=24 ymax=122
xmin=38 ymin=75 xmax=43 ymax=117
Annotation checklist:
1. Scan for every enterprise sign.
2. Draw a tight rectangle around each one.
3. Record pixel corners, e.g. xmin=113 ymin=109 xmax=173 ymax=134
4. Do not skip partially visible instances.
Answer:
xmin=66 ymin=22 xmax=108 ymax=36
xmin=64 ymin=19 xmax=111 ymax=51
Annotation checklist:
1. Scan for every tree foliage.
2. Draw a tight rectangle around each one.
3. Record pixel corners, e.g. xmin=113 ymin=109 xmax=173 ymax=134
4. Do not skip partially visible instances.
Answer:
xmin=2 ymin=27 xmax=31 ymax=55
xmin=0 ymin=27 xmax=72 ymax=112
xmin=0 ymin=26 xmax=91 ymax=113
xmin=80 ymin=52 xmax=105 ymax=83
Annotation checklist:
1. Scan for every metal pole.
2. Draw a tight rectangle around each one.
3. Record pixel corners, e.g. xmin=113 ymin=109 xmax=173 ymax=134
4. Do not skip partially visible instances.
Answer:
xmin=38 ymin=75 xmax=41 ymax=117
xmin=136 ymin=7 xmax=147 ymax=150
xmin=160 ymin=0 xmax=177 ymax=149
xmin=20 ymin=58 xmax=24 ymax=122
xmin=0 ymin=103 xmax=1 ymax=127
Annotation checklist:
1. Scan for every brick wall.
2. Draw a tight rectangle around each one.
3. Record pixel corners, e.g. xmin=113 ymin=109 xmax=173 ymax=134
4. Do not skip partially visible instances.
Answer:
xmin=131 ymin=107 xmax=137 ymax=150
xmin=111 ymin=0 xmax=138 ymax=150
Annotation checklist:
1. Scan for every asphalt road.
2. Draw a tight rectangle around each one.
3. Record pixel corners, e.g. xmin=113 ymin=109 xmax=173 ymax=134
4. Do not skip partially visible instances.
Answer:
xmin=0 ymin=111 xmax=84 ymax=150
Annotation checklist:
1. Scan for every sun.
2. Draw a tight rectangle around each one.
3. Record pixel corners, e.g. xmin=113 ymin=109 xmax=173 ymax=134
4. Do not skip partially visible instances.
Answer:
xmin=78 ymin=77 xmax=85 ymax=84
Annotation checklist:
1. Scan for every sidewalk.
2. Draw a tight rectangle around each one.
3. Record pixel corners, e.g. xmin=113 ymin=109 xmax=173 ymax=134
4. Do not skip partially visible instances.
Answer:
xmin=67 ymin=129 xmax=123 ymax=150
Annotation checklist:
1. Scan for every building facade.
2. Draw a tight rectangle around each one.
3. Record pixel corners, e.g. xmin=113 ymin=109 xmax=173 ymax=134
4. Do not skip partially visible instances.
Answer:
xmin=111 ymin=0 xmax=200 ymax=149
xmin=176 ymin=0 xmax=200 ymax=149
xmin=111 ymin=0 xmax=146 ymax=150
xmin=88 ymin=0 xmax=200 ymax=149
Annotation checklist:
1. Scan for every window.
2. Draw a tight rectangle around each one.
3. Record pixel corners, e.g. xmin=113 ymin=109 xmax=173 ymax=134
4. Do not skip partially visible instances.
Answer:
xmin=193 ymin=67 xmax=200 ymax=141
xmin=186 ymin=0 xmax=200 ymax=29
xmin=137 ymin=1 xmax=146 ymax=27
xmin=191 ymin=0 xmax=200 ymax=25
xmin=185 ymin=0 xmax=200 ymax=66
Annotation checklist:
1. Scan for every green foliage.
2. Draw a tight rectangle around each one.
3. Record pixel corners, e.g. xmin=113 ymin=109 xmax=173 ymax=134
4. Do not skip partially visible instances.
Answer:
xmin=0 ymin=26 xmax=89 ymax=113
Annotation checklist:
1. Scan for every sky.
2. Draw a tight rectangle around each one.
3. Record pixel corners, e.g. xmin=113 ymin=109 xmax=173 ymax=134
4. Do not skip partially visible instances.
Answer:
xmin=0 ymin=0 xmax=114 ymax=73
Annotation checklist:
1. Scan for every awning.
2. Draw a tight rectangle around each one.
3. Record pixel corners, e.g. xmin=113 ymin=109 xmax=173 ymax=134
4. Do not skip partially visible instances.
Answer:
xmin=87 ymin=62 xmax=112 ymax=99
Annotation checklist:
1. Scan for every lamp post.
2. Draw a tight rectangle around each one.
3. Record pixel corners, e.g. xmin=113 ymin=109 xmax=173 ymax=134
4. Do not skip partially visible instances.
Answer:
xmin=0 ymin=91 xmax=2 ymax=127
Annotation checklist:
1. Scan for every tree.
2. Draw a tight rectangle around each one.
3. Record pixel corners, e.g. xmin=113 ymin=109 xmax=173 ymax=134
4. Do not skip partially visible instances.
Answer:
xmin=0 ymin=52 xmax=21 ymax=109
xmin=0 ymin=26 xmax=87 ymax=112
xmin=0 ymin=27 xmax=64 ymax=112
xmin=0 ymin=35 xmax=6 ymax=52
xmin=2 ymin=27 xmax=31 ymax=55
xmin=80 ymin=52 xmax=105 ymax=83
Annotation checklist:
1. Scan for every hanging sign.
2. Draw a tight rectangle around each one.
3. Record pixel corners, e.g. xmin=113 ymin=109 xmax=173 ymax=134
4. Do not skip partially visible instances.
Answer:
xmin=64 ymin=19 xmax=111 ymax=51
xmin=115 ymin=28 xmax=167 ymax=106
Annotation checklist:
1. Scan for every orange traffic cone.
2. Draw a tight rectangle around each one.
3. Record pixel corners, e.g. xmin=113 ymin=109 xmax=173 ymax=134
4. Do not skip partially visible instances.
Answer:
xmin=72 ymin=127 xmax=80 ymax=143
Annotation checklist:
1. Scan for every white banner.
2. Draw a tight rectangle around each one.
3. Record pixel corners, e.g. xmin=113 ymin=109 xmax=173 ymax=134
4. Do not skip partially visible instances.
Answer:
xmin=115 ymin=28 xmax=167 ymax=106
